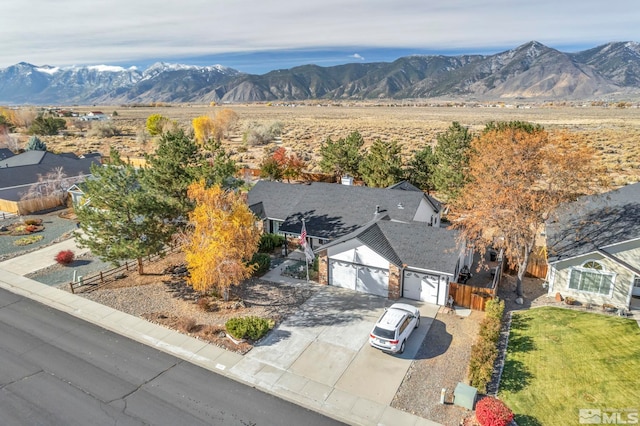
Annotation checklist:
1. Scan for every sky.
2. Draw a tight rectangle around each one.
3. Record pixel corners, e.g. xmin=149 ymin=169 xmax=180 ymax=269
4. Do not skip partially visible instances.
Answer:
xmin=2 ymin=0 xmax=638 ymax=74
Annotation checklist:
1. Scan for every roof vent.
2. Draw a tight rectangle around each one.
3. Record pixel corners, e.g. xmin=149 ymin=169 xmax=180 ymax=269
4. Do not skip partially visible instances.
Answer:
xmin=397 ymin=202 xmax=404 ymax=209
xmin=341 ymin=175 xmax=354 ymax=186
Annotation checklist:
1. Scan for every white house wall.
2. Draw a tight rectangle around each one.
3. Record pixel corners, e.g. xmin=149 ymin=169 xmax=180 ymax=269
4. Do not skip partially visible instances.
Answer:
xmin=328 ymin=240 xmax=389 ymax=269
xmin=412 ymin=199 xmax=440 ymax=226
xmin=549 ymin=252 xmax=634 ymax=308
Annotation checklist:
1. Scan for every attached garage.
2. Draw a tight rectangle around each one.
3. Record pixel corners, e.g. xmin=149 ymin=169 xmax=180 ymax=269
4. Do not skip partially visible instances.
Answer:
xmin=318 ymin=219 xmax=460 ymax=304
xmin=329 ymin=260 xmax=389 ymax=297
xmin=402 ymin=271 xmax=440 ymax=304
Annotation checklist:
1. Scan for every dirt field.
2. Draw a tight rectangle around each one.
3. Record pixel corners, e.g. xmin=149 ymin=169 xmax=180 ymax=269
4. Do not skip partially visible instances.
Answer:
xmin=23 ymin=103 xmax=640 ymax=185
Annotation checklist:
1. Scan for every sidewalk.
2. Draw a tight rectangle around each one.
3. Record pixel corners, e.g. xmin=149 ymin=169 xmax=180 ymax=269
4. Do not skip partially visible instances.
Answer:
xmin=0 ymin=244 xmax=442 ymax=426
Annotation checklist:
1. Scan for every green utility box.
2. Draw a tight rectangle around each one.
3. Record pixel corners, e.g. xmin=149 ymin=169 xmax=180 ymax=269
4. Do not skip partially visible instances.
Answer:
xmin=453 ymin=382 xmax=478 ymax=410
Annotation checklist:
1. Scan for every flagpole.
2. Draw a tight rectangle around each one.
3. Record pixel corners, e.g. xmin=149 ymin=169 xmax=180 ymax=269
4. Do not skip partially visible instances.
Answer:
xmin=302 ymin=219 xmax=309 ymax=282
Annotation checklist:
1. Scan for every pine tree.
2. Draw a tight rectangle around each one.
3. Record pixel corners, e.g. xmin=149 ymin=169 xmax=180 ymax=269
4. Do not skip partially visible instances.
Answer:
xmin=319 ymin=130 xmax=364 ymax=179
xmin=75 ymin=149 xmax=176 ymax=274
xmin=25 ymin=135 xmax=47 ymax=151
xmin=431 ymin=122 xmax=472 ymax=202
xmin=360 ymin=139 xmax=404 ymax=187
xmin=407 ymin=144 xmax=437 ymax=193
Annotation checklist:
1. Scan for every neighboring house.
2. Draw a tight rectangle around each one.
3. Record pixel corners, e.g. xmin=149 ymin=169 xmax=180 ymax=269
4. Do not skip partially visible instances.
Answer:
xmin=67 ymin=182 xmax=90 ymax=207
xmin=248 ymin=180 xmax=464 ymax=304
xmin=81 ymin=111 xmax=107 ymax=121
xmin=545 ymin=182 xmax=640 ymax=311
xmin=0 ymin=151 xmax=101 ymax=214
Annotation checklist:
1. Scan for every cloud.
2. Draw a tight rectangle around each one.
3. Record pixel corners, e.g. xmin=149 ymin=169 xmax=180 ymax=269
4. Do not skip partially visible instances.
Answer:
xmin=351 ymin=54 xmax=365 ymax=61
xmin=0 ymin=0 xmax=638 ymax=70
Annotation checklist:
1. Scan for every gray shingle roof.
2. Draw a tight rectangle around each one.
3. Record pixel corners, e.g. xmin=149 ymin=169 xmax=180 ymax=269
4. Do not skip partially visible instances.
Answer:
xmin=0 ymin=148 xmax=14 ymax=160
xmin=546 ymin=182 xmax=640 ymax=263
xmin=247 ymin=180 xmax=436 ymax=240
xmin=387 ymin=180 xmax=441 ymax=212
xmin=0 ymin=151 xmax=101 ymax=202
xmin=319 ymin=218 xmax=460 ymax=273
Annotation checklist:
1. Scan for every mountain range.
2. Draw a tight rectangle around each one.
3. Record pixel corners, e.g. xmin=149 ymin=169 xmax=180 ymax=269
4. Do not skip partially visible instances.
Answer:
xmin=2 ymin=41 xmax=640 ymax=105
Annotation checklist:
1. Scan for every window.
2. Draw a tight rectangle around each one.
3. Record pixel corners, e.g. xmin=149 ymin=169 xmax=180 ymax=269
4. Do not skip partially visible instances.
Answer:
xmin=568 ymin=260 xmax=615 ymax=296
xmin=634 ymin=276 xmax=640 ymax=288
xmin=399 ymin=316 xmax=411 ymax=334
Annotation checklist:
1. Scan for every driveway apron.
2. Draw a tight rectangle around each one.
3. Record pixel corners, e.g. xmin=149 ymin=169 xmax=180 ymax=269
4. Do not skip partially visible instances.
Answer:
xmin=230 ymin=285 xmax=439 ymax=407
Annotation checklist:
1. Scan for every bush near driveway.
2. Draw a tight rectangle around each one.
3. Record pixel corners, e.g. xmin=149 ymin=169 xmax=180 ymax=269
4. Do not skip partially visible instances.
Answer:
xmin=225 ymin=316 xmax=274 ymax=341
xmin=468 ymin=298 xmax=505 ymax=393
xmin=499 ymin=307 xmax=640 ymax=426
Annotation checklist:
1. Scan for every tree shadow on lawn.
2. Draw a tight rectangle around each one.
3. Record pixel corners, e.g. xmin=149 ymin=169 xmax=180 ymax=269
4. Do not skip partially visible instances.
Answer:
xmin=510 ymin=312 xmax=532 ymax=331
xmin=514 ymin=414 xmax=544 ymax=426
xmin=508 ymin=334 xmax=536 ymax=353
xmin=500 ymin=359 xmax=533 ymax=393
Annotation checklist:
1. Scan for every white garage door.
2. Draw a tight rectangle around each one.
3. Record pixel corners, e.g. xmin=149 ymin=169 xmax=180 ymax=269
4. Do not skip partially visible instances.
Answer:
xmin=356 ymin=266 xmax=389 ymax=297
xmin=329 ymin=260 xmax=357 ymax=291
xmin=329 ymin=261 xmax=388 ymax=297
xmin=403 ymin=271 xmax=439 ymax=304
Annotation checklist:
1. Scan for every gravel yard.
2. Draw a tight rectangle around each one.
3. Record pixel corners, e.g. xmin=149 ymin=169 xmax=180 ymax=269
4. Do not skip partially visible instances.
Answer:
xmin=0 ymin=208 xmax=78 ymax=261
xmin=392 ymin=308 xmax=483 ymax=425
xmin=65 ymin=251 xmax=319 ymax=354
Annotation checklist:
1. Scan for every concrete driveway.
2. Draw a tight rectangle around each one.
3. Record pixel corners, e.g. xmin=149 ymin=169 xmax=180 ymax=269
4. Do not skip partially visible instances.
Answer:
xmin=230 ymin=285 xmax=440 ymax=414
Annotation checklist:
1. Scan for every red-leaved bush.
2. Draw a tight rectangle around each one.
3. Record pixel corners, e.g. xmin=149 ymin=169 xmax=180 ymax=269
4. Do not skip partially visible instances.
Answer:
xmin=55 ymin=250 xmax=75 ymax=265
xmin=475 ymin=396 xmax=514 ymax=426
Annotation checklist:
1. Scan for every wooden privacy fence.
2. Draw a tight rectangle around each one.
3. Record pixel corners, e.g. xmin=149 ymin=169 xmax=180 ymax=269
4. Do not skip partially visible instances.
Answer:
xmin=449 ymin=261 xmax=503 ymax=311
xmin=0 ymin=196 xmax=64 ymax=215
xmin=449 ymin=283 xmax=497 ymax=311
xmin=68 ymin=244 xmax=179 ymax=294
xmin=525 ymin=257 xmax=548 ymax=279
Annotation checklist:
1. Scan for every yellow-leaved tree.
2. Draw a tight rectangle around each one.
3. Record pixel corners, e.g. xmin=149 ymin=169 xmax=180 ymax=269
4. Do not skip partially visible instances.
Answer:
xmin=192 ymin=116 xmax=215 ymax=144
xmin=184 ymin=181 xmax=261 ymax=299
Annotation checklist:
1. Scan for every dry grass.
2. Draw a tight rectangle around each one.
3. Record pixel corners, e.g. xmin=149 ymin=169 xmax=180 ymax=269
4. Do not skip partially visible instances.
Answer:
xmin=26 ymin=103 xmax=640 ymax=185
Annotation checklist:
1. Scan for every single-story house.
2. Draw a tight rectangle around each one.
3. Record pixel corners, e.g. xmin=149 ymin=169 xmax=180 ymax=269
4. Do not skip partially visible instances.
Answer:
xmin=0 ymin=150 xmax=101 ymax=214
xmin=248 ymin=180 xmax=465 ymax=304
xmin=248 ymin=180 xmax=442 ymax=247
xmin=545 ymin=182 xmax=640 ymax=311
xmin=317 ymin=217 xmax=462 ymax=304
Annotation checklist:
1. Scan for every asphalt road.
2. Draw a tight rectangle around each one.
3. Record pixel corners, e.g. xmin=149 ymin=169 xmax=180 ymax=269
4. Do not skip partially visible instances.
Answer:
xmin=0 ymin=288 xmax=344 ymax=426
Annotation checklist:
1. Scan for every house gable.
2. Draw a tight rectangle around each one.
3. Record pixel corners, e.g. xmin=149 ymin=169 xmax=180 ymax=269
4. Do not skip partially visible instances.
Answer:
xmin=328 ymin=240 xmax=390 ymax=269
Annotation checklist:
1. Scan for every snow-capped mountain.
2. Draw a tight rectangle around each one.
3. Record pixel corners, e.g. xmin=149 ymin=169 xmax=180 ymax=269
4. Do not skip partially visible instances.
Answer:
xmin=1 ymin=41 xmax=640 ymax=104
xmin=0 ymin=62 xmax=241 ymax=104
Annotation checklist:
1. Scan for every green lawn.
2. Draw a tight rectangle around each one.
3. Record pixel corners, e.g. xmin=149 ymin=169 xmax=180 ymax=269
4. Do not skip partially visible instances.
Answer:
xmin=499 ymin=307 xmax=640 ymax=426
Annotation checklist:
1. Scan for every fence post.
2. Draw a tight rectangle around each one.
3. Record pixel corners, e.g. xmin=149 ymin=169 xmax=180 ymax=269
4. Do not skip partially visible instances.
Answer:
xmin=125 ymin=261 xmax=129 ymax=271
xmin=69 ymin=281 xmax=75 ymax=294
xmin=100 ymin=271 xmax=104 ymax=283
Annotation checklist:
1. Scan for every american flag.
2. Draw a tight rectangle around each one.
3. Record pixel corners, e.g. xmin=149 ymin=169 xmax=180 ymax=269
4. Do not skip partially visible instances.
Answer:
xmin=299 ymin=221 xmax=307 ymax=246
